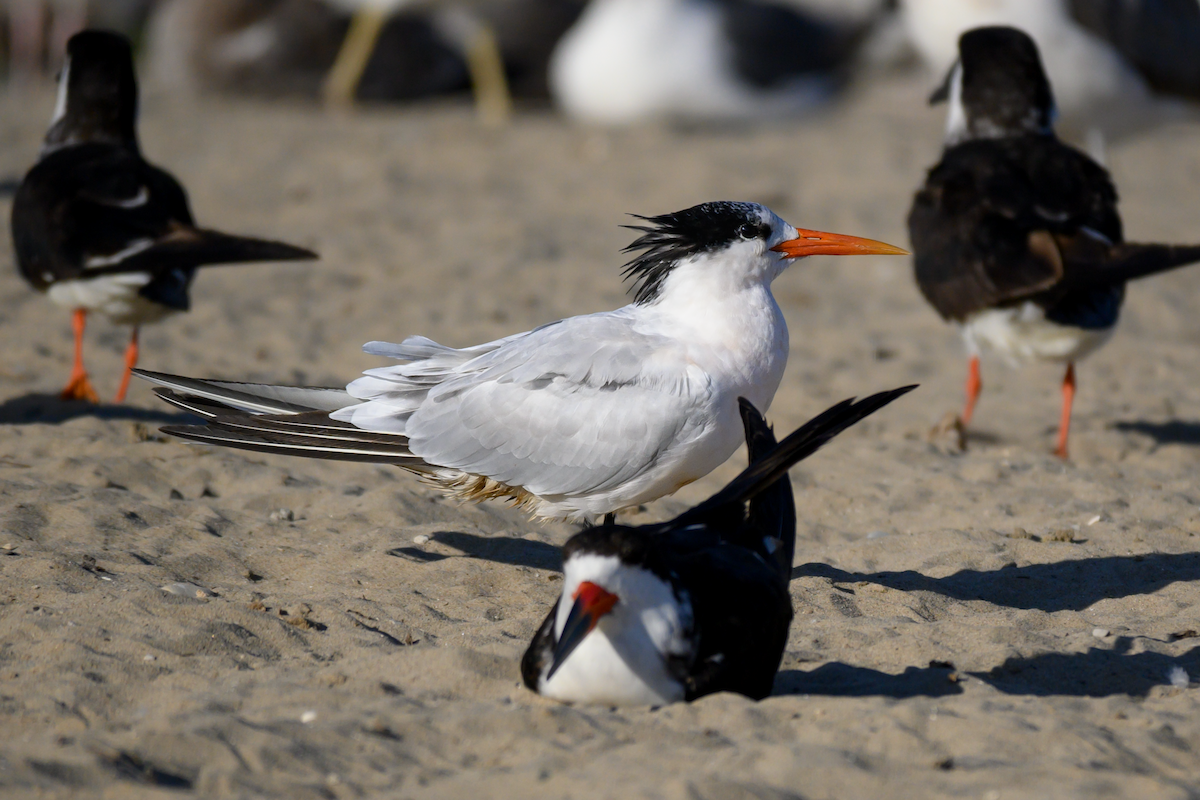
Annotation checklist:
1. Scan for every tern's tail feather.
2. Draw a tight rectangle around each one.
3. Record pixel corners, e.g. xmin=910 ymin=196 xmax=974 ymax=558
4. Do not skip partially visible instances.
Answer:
xmin=134 ymin=369 xmax=352 ymax=415
xmin=135 ymin=369 xmax=423 ymax=466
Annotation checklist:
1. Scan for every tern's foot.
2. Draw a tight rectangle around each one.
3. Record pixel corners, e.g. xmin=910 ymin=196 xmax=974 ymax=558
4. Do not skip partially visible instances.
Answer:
xmin=60 ymin=372 xmax=100 ymax=403
xmin=1053 ymin=445 xmax=1069 ymax=460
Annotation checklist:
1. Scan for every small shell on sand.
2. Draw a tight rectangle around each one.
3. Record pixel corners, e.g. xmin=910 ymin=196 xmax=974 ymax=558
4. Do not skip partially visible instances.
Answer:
xmin=161 ymin=582 xmax=215 ymax=599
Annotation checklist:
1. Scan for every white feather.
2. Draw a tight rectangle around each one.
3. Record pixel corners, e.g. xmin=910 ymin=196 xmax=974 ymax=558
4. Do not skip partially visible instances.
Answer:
xmin=549 ymin=0 xmax=833 ymax=124
xmin=47 ymin=272 xmax=175 ymax=326
xmin=963 ymin=303 xmax=1114 ymax=366
xmin=84 ymin=238 xmax=156 ymax=269
xmin=102 ymin=186 xmax=151 ymax=209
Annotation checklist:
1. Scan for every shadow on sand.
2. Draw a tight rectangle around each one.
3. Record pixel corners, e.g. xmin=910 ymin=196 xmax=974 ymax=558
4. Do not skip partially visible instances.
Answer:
xmin=1113 ymin=420 xmax=1200 ymax=447
xmin=792 ymin=552 xmax=1200 ymax=613
xmin=973 ymin=640 xmax=1200 ymax=697
xmin=0 ymin=393 xmax=197 ymax=426
xmin=387 ymin=530 xmax=562 ymax=571
xmin=775 ymin=643 xmax=1199 ymax=700
xmin=775 ymin=661 xmax=964 ymax=699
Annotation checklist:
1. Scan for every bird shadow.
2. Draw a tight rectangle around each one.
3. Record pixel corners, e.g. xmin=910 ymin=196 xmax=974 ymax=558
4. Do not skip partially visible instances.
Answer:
xmin=0 ymin=393 xmax=197 ymax=426
xmin=973 ymin=640 xmax=1200 ymax=697
xmin=387 ymin=530 xmax=562 ymax=571
xmin=964 ymin=429 xmax=1003 ymax=446
xmin=1112 ymin=420 xmax=1200 ymax=447
xmin=774 ymin=661 xmax=964 ymax=699
xmin=792 ymin=552 xmax=1200 ymax=612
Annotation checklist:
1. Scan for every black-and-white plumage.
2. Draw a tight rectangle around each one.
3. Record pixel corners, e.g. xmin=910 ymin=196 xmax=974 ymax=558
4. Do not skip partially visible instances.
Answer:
xmin=908 ymin=26 xmax=1200 ymax=457
xmin=621 ymin=201 xmax=774 ymax=304
xmin=137 ymin=200 xmax=907 ymax=521
xmin=548 ymin=0 xmax=869 ymax=124
xmin=521 ymin=387 xmax=916 ymax=706
xmin=900 ymin=0 xmax=1193 ymax=147
xmin=12 ymin=30 xmax=317 ymax=403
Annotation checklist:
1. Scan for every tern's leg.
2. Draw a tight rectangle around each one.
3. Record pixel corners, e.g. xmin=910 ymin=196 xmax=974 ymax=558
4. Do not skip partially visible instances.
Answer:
xmin=1054 ymin=363 xmax=1076 ymax=460
xmin=962 ymin=355 xmax=982 ymax=426
xmin=61 ymin=308 xmax=99 ymax=403
xmin=603 ymin=513 xmax=616 ymax=528
xmin=114 ymin=326 xmax=139 ymax=404
xmin=322 ymin=6 xmax=389 ymax=106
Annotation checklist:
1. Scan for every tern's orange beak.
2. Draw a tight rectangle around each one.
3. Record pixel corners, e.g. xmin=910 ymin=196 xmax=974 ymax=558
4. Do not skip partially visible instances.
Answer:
xmin=770 ymin=229 xmax=909 ymax=259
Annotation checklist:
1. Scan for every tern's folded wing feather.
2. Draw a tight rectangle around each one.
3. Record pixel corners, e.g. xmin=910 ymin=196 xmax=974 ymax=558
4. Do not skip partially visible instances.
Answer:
xmin=339 ymin=312 xmax=714 ymax=498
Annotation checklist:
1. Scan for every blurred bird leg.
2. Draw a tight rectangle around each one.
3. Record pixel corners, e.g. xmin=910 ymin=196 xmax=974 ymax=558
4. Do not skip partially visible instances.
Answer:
xmin=47 ymin=0 xmax=87 ymax=68
xmin=465 ymin=21 xmax=511 ymax=125
xmin=7 ymin=0 xmax=47 ymax=79
xmin=436 ymin=7 xmax=511 ymax=126
xmin=322 ymin=5 xmax=389 ymax=106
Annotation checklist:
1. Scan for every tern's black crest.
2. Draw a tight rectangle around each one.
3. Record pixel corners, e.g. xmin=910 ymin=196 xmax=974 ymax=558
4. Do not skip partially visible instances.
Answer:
xmin=45 ymin=30 xmax=139 ymax=153
xmin=949 ymin=27 xmax=1056 ymax=140
xmin=621 ymin=201 xmax=770 ymax=304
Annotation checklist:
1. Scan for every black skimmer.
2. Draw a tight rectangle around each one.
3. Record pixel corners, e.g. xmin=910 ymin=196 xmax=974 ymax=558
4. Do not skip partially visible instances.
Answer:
xmin=12 ymin=30 xmax=317 ymax=403
xmin=522 ymin=387 xmax=916 ymax=706
xmin=908 ymin=26 xmax=1200 ymax=458
xmin=138 ymin=200 xmax=907 ymax=521
xmin=548 ymin=0 xmax=870 ymax=124
xmin=899 ymin=0 xmax=1190 ymax=147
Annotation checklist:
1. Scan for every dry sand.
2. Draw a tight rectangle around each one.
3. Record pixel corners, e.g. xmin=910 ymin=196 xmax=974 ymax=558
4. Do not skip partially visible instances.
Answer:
xmin=1 ymin=73 xmax=1200 ymax=798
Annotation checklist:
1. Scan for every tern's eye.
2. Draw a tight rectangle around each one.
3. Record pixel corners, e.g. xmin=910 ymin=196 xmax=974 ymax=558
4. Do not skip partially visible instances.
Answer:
xmin=738 ymin=222 xmax=766 ymax=240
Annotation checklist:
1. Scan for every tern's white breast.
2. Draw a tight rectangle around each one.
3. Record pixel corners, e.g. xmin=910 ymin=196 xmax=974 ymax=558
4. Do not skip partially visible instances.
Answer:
xmin=47 ymin=273 xmax=175 ymax=326
xmin=963 ymin=303 xmax=1114 ymax=366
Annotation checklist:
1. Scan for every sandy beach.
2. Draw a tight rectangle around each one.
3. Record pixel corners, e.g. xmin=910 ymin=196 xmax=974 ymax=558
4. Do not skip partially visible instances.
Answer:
xmin=1 ymin=71 xmax=1200 ymax=798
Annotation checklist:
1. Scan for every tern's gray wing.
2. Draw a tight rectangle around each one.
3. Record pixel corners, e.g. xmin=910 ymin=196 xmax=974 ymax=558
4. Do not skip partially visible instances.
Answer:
xmin=337 ymin=312 xmax=716 ymax=499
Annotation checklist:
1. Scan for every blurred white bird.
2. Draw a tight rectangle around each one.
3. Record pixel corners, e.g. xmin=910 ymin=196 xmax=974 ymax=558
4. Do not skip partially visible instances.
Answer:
xmin=549 ymin=0 xmax=871 ymax=124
